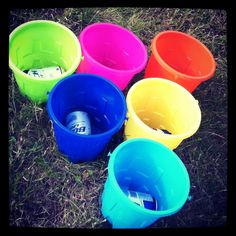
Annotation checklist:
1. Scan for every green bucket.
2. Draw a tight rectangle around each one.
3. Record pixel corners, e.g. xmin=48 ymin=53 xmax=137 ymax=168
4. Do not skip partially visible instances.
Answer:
xmin=9 ymin=20 xmax=82 ymax=104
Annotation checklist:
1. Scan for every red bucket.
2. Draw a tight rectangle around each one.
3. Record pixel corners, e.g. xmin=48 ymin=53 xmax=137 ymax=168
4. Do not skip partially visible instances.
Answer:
xmin=144 ymin=31 xmax=216 ymax=92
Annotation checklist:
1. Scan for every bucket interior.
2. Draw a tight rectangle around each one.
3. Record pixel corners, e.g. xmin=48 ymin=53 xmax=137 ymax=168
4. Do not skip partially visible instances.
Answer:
xmin=112 ymin=140 xmax=189 ymax=211
xmin=9 ymin=22 xmax=80 ymax=75
xmin=155 ymin=32 xmax=215 ymax=78
xmin=50 ymin=75 xmax=126 ymax=135
xmin=129 ymin=80 xmax=200 ymax=135
xmin=81 ymin=24 xmax=146 ymax=71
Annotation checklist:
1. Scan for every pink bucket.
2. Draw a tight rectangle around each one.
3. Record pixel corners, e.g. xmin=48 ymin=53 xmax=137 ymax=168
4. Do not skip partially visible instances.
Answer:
xmin=77 ymin=23 xmax=148 ymax=90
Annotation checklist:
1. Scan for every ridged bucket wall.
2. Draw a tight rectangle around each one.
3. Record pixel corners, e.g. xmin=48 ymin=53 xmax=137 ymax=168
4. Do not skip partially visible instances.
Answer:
xmin=101 ymin=138 xmax=190 ymax=228
xmin=124 ymin=78 xmax=201 ymax=149
xmin=9 ymin=20 xmax=82 ymax=103
xmin=144 ymin=31 xmax=216 ymax=93
xmin=47 ymin=73 xmax=127 ymax=163
xmin=77 ymin=22 xmax=148 ymax=90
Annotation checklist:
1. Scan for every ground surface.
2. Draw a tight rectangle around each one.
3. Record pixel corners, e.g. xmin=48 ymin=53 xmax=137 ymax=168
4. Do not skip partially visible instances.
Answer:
xmin=9 ymin=8 xmax=227 ymax=228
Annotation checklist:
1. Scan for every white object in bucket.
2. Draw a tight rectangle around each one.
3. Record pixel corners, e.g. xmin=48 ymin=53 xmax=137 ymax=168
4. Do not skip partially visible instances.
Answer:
xmin=26 ymin=66 xmax=64 ymax=79
xmin=124 ymin=189 xmax=158 ymax=210
xmin=65 ymin=111 xmax=91 ymax=135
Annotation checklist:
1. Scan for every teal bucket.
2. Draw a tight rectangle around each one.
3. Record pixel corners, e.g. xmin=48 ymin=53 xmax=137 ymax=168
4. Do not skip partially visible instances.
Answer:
xmin=101 ymin=138 xmax=190 ymax=228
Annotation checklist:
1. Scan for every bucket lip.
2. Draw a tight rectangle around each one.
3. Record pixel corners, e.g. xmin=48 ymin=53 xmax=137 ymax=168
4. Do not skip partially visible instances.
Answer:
xmin=79 ymin=22 xmax=148 ymax=74
xmin=108 ymin=138 xmax=190 ymax=216
xmin=126 ymin=78 xmax=201 ymax=139
xmin=151 ymin=30 xmax=216 ymax=81
xmin=47 ymin=73 xmax=127 ymax=138
xmin=9 ymin=20 xmax=82 ymax=82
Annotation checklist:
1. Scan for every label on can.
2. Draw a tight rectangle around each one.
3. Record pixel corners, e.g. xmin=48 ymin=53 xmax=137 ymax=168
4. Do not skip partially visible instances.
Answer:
xmin=26 ymin=66 xmax=64 ymax=79
xmin=65 ymin=111 xmax=91 ymax=135
xmin=125 ymin=190 xmax=158 ymax=210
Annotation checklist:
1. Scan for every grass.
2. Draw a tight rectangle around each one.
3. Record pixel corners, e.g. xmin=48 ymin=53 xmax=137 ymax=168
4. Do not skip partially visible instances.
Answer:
xmin=8 ymin=8 xmax=227 ymax=228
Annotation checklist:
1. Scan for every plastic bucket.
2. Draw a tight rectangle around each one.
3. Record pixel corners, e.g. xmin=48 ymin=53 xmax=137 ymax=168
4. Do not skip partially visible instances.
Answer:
xmin=9 ymin=20 xmax=82 ymax=104
xmin=47 ymin=73 xmax=127 ymax=163
xmin=77 ymin=22 xmax=148 ymax=90
xmin=101 ymin=138 xmax=190 ymax=228
xmin=144 ymin=31 xmax=216 ymax=93
xmin=124 ymin=78 xmax=201 ymax=149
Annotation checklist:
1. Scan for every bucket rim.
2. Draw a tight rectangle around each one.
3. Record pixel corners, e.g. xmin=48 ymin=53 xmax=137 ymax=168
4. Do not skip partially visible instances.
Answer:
xmin=79 ymin=22 xmax=148 ymax=74
xmin=107 ymin=138 xmax=190 ymax=217
xmin=126 ymin=78 xmax=201 ymax=139
xmin=151 ymin=30 xmax=216 ymax=81
xmin=47 ymin=73 xmax=127 ymax=139
xmin=9 ymin=20 xmax=82 ymax=82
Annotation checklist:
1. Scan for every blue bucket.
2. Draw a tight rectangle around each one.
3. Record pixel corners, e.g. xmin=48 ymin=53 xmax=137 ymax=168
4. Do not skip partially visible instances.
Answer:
xmin=101 ymin=138 xmax=190 ymax=228
xmin=47 ymin=73 xmax=127 ymax=163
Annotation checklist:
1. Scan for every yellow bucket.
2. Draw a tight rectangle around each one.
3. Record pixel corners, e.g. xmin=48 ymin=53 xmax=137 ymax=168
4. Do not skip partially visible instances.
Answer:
xmin=124 ymin=78 xmax=201 ymax=149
